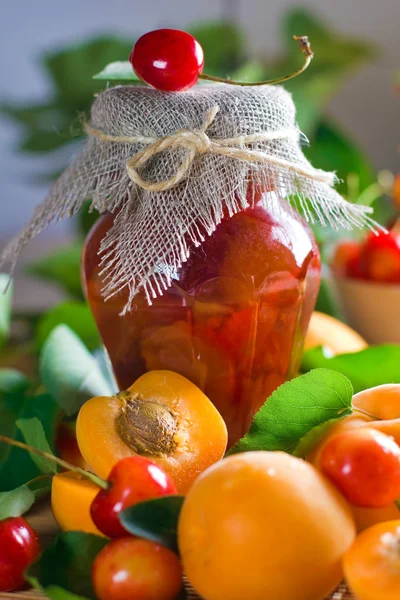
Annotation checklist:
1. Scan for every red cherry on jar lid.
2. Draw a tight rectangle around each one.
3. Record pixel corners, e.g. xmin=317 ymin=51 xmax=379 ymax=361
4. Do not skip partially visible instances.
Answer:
xmin=130 ymin=29 xmax=204 ymax=92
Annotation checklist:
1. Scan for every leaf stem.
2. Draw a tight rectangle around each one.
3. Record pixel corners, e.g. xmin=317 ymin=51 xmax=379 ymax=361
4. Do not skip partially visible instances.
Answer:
xmin=352 ymin=407 xmax=381 ymax=421
xmin=0 ymin=435 xmax=107 ymax=490
xmin=26 ymin=473 xmax=53 ymax=487
xmin=198 ymin=35 xmax=313 ymax=86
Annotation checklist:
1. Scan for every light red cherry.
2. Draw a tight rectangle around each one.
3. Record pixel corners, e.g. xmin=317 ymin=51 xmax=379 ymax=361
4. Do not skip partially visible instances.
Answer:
xmin=90 ymin=456 xmax=177 ymax=538
xmin=0 ymin=517 xmax=41 ymax=592
xmin=92 ymin=537 xmax=183 ymax=600
xmin=320 ymin=427 xmax=400 ymax=508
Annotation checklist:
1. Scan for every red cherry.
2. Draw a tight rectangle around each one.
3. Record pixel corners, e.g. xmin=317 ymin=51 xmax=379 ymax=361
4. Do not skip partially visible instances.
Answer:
xmin=320 ymin=427 xmax=400 ymax=508
xmin=0 ymin=517 xmax=40 ymax=592
xmin=90 ymin=456 xmax=177 ymax=538
xmin=331 ymin=240 xmax=361 ymax=277
xmin=360 ymin=231 xmax=400 ymax=283
xmin=92 ymin=537 xmax=182 ymax=600
xmin=130 ymin=29 xmax=204 ymax=91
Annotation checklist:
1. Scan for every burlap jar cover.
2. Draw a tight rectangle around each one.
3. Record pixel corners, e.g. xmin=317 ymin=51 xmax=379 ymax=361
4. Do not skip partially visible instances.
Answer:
xmin=1 ymin=84 xmax=375 ymax=312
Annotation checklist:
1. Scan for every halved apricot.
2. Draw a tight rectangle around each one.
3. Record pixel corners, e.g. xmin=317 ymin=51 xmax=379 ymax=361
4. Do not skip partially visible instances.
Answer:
xmin=51 ymin=471 xmax=103 ymax=536
xmin=76 ymin=370 xmax=228 ymax=493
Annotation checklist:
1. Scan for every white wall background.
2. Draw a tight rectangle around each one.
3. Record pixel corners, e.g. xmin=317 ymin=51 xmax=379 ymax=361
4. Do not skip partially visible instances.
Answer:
xmin=1 ymin=0 xmax=399 ymax=240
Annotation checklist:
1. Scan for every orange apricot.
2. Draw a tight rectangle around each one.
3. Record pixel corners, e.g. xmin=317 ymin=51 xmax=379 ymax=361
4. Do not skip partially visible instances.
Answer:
xmin=178 ymin=452 xmax=356 ymax=600
xmin=76 ymin=370 xmax=228 ymax=494
xmin=304 ymin=311 xmax=367 ymax=355
xmin=51 ymin=471 xmax=103 ymax=536
xmin=353 ymin=384 xmax=400 ymax=421
xmin=343 ymin=520 xmax=400 ymax=600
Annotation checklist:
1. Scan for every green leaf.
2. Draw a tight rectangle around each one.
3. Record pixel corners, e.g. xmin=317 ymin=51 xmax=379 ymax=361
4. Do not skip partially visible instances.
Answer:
xmin=120 ymin=496 xmax=185 ymax=553
xmin=29 ymin=477 xmax=52 ymax=501
xmin=93 ymin=61 xmax=139 ymax=80
xmin=302 ymin=345 xmax=400 ymax=394
xmin=21 ymin=129 xmax=77 ymax=153
xmin=27 ymin=531 xmax=108 ymax=600
xmin=0 ymin=476 xmax=52 ymax=520
xmin=188 ymin=21 xmax=245 ymax=73
xmin=305 ymin=119 xmax=377 ymax=199
xmin=0 ymin=394 xmax=59 ymax=491
xmin=292 ymin=418 xmax=341 ymax=458
xmin=256 ymin=8 xmax=375 ymax=136
xmin=26 ymin=244 xmax=83 ymax=300
xmin=36 ymin=302 xmax=101 ymax=352
xmin=34 ymin=586 xmax=89 ymax=600
xmin=0 ymin=274 xmax=13 ymax=348
xmin=16 ymin=417 xmax=57 ymax=474
xmin=40 ymin=325 xmax=112 ymax=416
xmin=0 ymin=376 xmax=28 ymax=463
xmin=229 ymin=60 xmax=268 ymax=83
xmin=228 ymin=369 xmax=353 ymax=455
xmin=0 ymin=485 xmax=35 ymax=519
xmin=43 ymin=36 xmax=133 ymax=105
xmin=0 ymin=369 xmax=30 ymax=395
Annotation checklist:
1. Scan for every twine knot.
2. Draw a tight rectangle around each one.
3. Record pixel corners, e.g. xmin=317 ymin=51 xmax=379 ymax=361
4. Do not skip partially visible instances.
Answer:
xmin=85 ymin=104 xmax=336 ymax=191
xmin=125 ymin=105 xmax=218 ymax=192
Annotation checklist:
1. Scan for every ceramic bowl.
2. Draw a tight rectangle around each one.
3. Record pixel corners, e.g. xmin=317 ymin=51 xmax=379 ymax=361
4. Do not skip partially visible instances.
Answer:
xmin=334 ymin=276 xmax=400 ymax=344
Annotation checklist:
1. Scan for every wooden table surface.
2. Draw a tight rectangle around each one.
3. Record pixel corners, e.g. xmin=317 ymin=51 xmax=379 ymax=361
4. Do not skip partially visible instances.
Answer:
xmin=0 ymin=501 xmax=356 ymax=600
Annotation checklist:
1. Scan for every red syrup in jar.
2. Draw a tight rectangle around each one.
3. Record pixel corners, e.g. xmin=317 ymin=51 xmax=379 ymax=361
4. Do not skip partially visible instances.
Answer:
xmin=82 ymin=201 xmax=320 ymax=447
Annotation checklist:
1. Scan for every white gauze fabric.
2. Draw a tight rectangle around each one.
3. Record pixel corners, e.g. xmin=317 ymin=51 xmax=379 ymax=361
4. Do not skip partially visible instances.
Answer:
xmin=1 ymin=84 xmax=375 ymax=313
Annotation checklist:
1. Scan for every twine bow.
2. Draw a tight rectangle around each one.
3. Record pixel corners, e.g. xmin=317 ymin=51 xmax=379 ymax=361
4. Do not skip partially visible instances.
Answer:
xmin=85 ymin=105 xmax=335 ymax=191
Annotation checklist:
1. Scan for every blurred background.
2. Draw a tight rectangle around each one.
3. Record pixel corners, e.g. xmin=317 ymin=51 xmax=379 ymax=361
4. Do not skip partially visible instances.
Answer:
xmin=0 ymin=0 xmax=399 ymax=310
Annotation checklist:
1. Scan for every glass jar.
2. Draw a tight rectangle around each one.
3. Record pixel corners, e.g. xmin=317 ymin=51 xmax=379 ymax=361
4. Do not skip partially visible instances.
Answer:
xmin=82 ymin=199 xmax=320 ymax=446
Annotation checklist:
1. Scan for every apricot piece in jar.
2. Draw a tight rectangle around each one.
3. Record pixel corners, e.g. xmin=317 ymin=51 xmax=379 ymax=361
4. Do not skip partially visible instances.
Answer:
xmin=76 ymin=370 xmax=228 ymax=494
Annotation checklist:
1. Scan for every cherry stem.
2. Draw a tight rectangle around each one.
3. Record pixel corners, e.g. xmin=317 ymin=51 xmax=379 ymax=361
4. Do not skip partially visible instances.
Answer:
xmin=0 ymin=435 xmax=108 ymax=490
xmin=395 ymin=499 xmax=400 ymax=512
xmin=198 ymin=35 xmax=313 ymax=87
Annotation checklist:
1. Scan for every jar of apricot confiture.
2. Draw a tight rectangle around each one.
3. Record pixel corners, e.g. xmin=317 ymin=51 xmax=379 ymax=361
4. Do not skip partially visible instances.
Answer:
xmin=3 ymin=33 xmax=374 ymax=447
xmin=82 ymin=195 xmax=321 ymax=447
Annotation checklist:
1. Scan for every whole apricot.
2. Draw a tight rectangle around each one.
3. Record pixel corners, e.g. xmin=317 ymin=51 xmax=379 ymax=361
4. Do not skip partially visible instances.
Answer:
xmin=304 ymin=311 xmax=367 ymax=355
xmin=178 ymin=451 xmax=356 ymax=600
xmin=343 ymin=520 xmax=400 ymax=600
xmin=353 ymin=384 xmax=400 ymax=421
